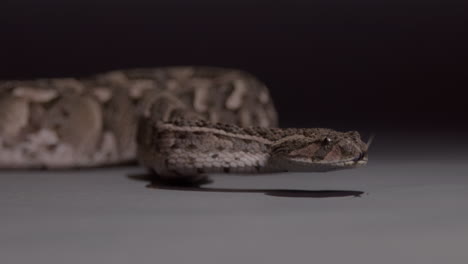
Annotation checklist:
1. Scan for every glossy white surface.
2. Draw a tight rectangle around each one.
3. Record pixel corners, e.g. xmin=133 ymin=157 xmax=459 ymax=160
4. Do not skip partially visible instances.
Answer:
xmin=1 ymin=151 xmax=467 ymax=264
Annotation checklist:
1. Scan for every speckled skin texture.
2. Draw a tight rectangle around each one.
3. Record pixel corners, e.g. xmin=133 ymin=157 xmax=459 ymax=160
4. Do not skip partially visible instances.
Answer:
xmin=0 ymin=66 xmax=368 ymax=178
xmin=137 ymin=119 xmax=368 ymax=178
xmin=0 ymin=67 xmax=277 ymax=169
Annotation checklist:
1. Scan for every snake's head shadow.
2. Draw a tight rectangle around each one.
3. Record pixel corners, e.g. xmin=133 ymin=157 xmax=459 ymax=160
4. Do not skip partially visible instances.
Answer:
xmin=270 ymin=130 xmax=369 ymax=172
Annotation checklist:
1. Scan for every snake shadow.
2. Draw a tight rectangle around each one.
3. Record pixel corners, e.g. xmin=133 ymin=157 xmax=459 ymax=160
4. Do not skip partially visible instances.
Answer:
xmin=128 ymin=173 xmax=365 ymax=198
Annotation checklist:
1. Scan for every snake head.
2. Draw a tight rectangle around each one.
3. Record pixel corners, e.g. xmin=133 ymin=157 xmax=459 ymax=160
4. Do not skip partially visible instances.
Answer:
xmin=271 ymin=130 xmax=369 ymax=172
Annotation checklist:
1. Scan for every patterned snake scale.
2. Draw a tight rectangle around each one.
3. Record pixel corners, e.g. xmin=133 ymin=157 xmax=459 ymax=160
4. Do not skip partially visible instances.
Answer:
xmin=0 ymin=67 xmax=368 ymax=180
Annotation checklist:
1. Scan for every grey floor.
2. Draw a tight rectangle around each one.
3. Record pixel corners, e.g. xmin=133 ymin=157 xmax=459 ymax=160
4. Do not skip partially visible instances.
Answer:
xmin=1 ymin=136 xmax=468 ymax=264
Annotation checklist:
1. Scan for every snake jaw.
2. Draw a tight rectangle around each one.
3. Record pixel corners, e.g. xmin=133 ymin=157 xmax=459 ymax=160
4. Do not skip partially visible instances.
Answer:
xmin=272 ymin=130 xmax=368 ymax=172
xmin=274 ymin=151 xmax=368 ymax=172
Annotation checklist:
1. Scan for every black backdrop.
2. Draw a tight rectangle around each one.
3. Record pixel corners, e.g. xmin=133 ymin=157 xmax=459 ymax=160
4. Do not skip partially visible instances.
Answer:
xmin=1 ymin=0 xmax=467 ymax=133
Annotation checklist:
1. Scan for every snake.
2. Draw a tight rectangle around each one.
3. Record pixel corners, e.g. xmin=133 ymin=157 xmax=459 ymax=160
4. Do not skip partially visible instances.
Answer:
xmin=0 ymin=67 xmax=369 ymax=181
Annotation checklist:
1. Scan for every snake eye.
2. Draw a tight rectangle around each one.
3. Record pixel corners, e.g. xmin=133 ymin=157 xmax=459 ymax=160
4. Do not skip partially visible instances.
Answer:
xmin=322 ymin=137 xmax=332 ymax=145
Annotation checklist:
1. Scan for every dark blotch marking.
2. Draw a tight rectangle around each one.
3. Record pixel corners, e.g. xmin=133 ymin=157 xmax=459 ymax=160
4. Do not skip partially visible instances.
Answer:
xmin=23 ymin=149 xmax=37 ymax=159
xmin=216 ymin=146 xmax=224 ymax=151
xmin=46 ymin=144 xmax=57 ymax=152
xmin=188 ymin=156 xmax=196 ymax=164
xmin=61 ymin=108 xmax=70 ymax=117
xmin=223 ymin=167 xmax=230 ymax=173
xmin=171 ymin=143 xmax=179 ymax=149
xmin=197 ymin=168 xmax=205 ymax=174
xmin=211 ymin=154 xmax=218 ymax=158
xmin=188 ymin=144 xmax=197 ymax=150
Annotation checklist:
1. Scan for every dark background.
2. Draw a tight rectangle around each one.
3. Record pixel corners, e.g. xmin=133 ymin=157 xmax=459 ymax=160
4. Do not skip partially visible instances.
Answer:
xmin=1 ymin=0 xmax=467 ymax=134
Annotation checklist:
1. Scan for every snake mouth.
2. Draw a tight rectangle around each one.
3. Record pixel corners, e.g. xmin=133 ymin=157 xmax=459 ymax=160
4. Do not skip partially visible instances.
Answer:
xmin=282 ymin=151 xmax=368 ymax=172
xmin=319 ymin=150 xmax=369 ymax=169
xmin=324 ymin=151 xmax=368 ymax=168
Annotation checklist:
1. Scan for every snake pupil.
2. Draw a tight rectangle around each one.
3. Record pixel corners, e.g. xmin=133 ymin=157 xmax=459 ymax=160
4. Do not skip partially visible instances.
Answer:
xmin=322 ymin=137 xmax=332 ymax=145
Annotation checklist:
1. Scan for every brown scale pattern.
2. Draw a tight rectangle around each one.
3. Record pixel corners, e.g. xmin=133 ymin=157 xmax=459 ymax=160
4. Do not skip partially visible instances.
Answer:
xmin=1 ymin=67 xmax=278 ymax=169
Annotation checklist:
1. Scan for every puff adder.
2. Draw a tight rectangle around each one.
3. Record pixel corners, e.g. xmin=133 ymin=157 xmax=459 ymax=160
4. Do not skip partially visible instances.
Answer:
xmin=0 ymin=67 xmax=368 ymax=179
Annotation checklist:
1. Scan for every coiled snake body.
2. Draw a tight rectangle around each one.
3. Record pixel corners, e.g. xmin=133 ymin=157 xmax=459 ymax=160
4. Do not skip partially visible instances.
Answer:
xmin=0 ymin=67 xmax=368 ymax=179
